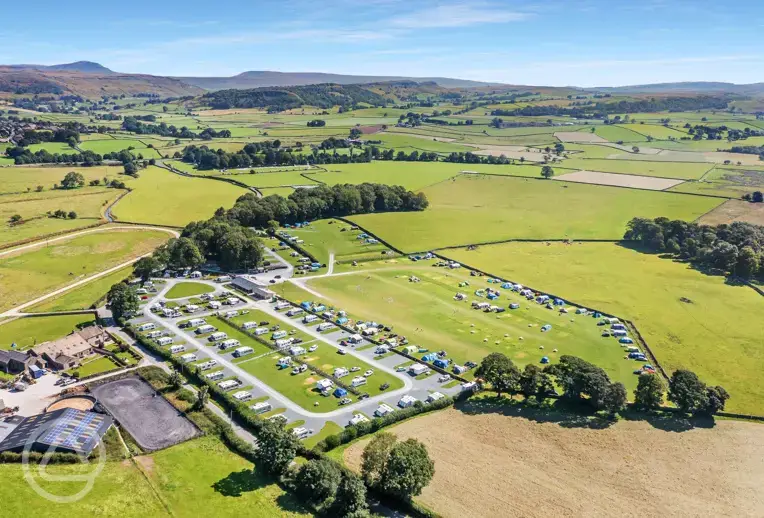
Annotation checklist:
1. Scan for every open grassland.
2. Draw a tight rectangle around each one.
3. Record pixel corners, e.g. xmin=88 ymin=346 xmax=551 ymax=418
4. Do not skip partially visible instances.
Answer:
xmin=0 ymin=314 xmax=95 ymax=350
xmin=79 ymin=138 xmax=162 ymax=159
xmin=298 ymin=264 xmax=638 ymax=390
xmin=369 ymin=132 xmax=475 ymax=153
xmin=165 ymin=281 xmax=215 ymax=299
xmin=0 ymin=228 xmax=168 ymax=313
xmin=592 ymin=125 xmax=647 ymax=143
xmin=276 ymin=218 xmax=389 ymax=265
xmin=111 ymin=166 xmax=248 ymax=227
xmin=25 ymin=142 xmax=77 ymax=154
xmin=0 ymin=189 xmax=119 ymax=247
xmin=228 ymin=170 xmax=320 ymax=188
xmin=444 ymin=242 xmax=764 ymax=414
xmin=562 ymin=158 xmax=712 ymax=179
xmin=259 ymin=187 xmax=296 ymax=197
xmin=343 ymin=404 xmax=764 ymax=518
xmin=27 ymin=265 xmax=132 ymax=312
xmin=310 ymin=162 xmax=463 ymax=190
xmin=620 ymin=123 xmax=688 ymax=140
xmin=0 ymin=165 xmax=128 ymax=194
xmin=348 ymin=175 xmax=721 ymax=251
xmin=0 ymin=434 xmax=310 ymax=518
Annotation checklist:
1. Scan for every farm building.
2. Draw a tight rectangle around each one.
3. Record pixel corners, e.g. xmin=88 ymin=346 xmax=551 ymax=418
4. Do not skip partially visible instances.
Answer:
xmin=0 ymin=350 xmax=37 ymax=376
xmin=231 ymin=276 xmax=275 ymax=300
xmin=0 ymin=408 xmax=112 ymax=456
xmin=29 ymin=326 xmax=111 ymax=371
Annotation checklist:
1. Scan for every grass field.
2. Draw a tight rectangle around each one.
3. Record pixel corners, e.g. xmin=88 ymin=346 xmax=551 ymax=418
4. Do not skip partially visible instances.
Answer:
xmin=27 ymin=265 xmax=132 ymax=312
xmin=276 ymin=219 xmax=390 ymax=265
xmin=1 ymin=189 xmax=119 ymax=246
xmin=444 ymin=242 xmax=764 ymax=414
xmin=0 ymin=228 xmax=169 ymax=313
xmin=0 ymin=433 xmax=309 ymax=517
xmin=79 ymin=138 xmax=162 ymax=158
xmin=0 ymin=314 xmax=95 ymax=350
xmin=347 ymin=175 xmax=722 ymax=251
xmin=562 ymin=158 xmax=712 ymax=179
xmin=669 ymin=166 xmax=764 ymax=198
xmin=0 ymin=166 xmax=129 ymax=194
xmin=592 ymin=125 xmax=647 ymax=143
xmin=298 ymin=263 xmax=639 ymax=390
xmin=74 ymin=355 xmax=119 ymax=376
xmin=110 ymin=166 xmax=248 ymax=227
xmin=165 ymin=281 xmax=215 ymax=299
xmin=310 ymin=162 xmax=465 ymax=190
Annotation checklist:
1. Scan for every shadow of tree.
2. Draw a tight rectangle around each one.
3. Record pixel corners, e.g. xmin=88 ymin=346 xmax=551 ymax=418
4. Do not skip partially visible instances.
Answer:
xmin=212 ymin=469 xmax=268 ymax=497
xmin=456 ymin=394 xmax=716 ymax=432
xmin=275 ymin=491 xmax=313 ymax=514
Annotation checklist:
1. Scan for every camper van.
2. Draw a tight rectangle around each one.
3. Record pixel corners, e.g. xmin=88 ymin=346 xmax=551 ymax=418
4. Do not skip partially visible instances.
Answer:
xmin=157 ymin=336 xmax=174 ymax=346
xmin=195 ymin=324 xmax=216 ymax=335
xmin=250 ymin=402 xmax=272 ymax=415
xmin=206 ymin=371 xmax=225 ymax=381
xmin=217 ymin=379 xmax=241 ymax=391
xmin=242 ymin=321 xmax=258 ymax=330
xmin=169 ymin=344 xmax=186 ymax=354
xmin=232 ymin=347 xmax=253 ymax=358
xmin=208 ymin=332 xmax=228 ymax=342
xmin=351 ymin=376 xmax=367 ymax=387
xmin=272 ymin=330 xmax=288 ymax=340
xmin=198 ymin=360 xmax=217 ymax=371
xmin=275 ymin=301 xmax=291 ymax=310
xmin=317 ymin=322 xmax=335 ymax=332
xmin=275 ymin=337 xmax=294 ymax=348
xmin=137 ymin=322 xmax=156 ymax=332
xmin=224 ymin=310 xmax=239 ymax=318
xmin=188 ymin=318 xmax=206 ymax=328
xmin=292 ymin=427 xmax=311 ymax=439
xmin=146 ymin=330 xmax=163 ymax=339
xmin=303 ymin=314 xmax=318 ymax=324
xmin=286 ymin=308 xmax=304 ymax=317
xmin=254 ymin=327 xmax=268 ymax=336
xmin=180 ymin=353 xmax=197 ymax=363
xmin=232 ymin=391 xmax=252 ymax=401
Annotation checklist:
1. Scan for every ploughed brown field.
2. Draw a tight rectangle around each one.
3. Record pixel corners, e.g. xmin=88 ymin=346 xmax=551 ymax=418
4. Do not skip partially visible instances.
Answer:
xmin=697 ymin=198 xmax=764 ymax=226
xmin=344 ymin=405 xmax=764 ymax=517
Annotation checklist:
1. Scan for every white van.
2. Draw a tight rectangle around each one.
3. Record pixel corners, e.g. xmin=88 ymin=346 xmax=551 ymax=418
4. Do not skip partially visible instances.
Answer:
xmin=208 ymin=332 xmax=228 ymax=342
xmin=169 ymin=344 xmax=186 ymax=354
xmin=138 ymin=323 xmax=156 ymax=332
xmin=232 ymin=346 xmax=253 ymax=358
xmin=157 ymin=336 xmax=174 ymax=346
xmin=195 ymin=324 xmax=216 ymax=335
xmin=250 ymin=402 xmax=272 ymax=414
xmin=206 ymin=371 xmax=225 ymax=381
xmin=180 ymin=353 xmax=197 ymax=363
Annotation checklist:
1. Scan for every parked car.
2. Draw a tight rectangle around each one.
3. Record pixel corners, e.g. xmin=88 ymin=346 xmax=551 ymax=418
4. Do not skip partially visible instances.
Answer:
xmin=260 ymin=321 xmax=269 ymax=326
xmin=350 ymin=366 xmax=361 ymax=372
xmin=364 ymin=369 xmax=374 ymax=377
xmin=438 ymin=374 xmax=451 ymax=382
xmin=309 ymin=345 xmax=318 ymax=352
xmin=379 ymin=383 xmax=390 ymax=391
xmin=339 ymin=398 xmax=352 ymax=405
xmin=396 ymin=366 xmax=407 ymax=372
xmin=337 ymin=349 xmax=347 ymax=355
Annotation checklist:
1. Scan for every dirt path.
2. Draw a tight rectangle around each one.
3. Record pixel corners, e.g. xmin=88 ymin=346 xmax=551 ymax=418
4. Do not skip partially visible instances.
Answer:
xmin=344 ymin=407 xmax=764 ymax=517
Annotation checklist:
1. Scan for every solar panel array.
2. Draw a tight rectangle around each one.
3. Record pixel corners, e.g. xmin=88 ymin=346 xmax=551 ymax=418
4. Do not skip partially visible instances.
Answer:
xmin=38 ymin=408 xmax=105 ymax=452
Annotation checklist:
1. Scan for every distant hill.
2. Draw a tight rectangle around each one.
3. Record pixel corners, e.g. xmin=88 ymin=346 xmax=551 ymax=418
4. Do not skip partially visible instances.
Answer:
xmin=595 ymin=81 xmax=764 ymax=96
xmin=8 ymin=61 xmax=114 ymax=74
xmin=175 ymin=71 xmax=496 ymax=90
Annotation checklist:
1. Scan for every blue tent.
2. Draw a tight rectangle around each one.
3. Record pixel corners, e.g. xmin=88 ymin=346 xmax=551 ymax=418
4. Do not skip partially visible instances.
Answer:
xmin=422 ymin=353 xmax=438 ymax=362
xmin=333 ymin=388 xmax=348 ymax=398
xmin=433 ymin=358 xmax=450 ymax=369
xmin=619 ymin=337 xmax=634 ymax=344
xmin=300 ymin=301 xmax=312 ymax=310
xmin=540 ymin=356 xmax=549 ymax=364
xmin=501 ymin=282 xmax=512 ymax=289
xmin=336 ymin=317 xmax=349 ymax=325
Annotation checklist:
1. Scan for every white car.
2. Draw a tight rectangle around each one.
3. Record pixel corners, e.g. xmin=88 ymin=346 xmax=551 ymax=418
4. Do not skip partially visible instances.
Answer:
xmin=363 ymin=369 xmax=374 ymax=377
xmin=308 ymin=345 xmax=318 ymax=352
xmin=337 ymin=349 xmax=347 ymax=355
xmin=438 ymin=374 xmax=451 ymax=383
xmin=350 ymin=366 xmax=361 ymax=372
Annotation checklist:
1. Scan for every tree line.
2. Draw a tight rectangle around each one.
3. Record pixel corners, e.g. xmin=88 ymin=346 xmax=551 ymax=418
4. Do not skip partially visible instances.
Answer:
xmin=475 ymin=352 xmax=729 ymax=416
xmin=203 ymin=84 xmax=388 ymax=111
xmin=122 ymin=116 xmax=231 ymax=139
xmin=624 ymin=217 xmax=763 ymax=279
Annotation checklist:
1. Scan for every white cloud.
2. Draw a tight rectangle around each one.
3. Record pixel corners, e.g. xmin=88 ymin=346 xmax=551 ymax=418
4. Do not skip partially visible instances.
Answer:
xmin=391 ymin=2 xmax=530 ymax=28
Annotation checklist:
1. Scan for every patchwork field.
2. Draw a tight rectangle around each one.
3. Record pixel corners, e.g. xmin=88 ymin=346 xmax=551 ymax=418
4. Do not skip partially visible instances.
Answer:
xmin=110 ymin=166 xmax=248 ymax=227
xmin=554 ymin=170 xmax=686 ymax=190
xmin=343 ymin=405 xmax=764 ymax=518
xmin=348 ymin=175 xmax=722 ymax=251
xmin=562 ymin=158 xmax=712 ymax=180
xmin=444 ymin=242 xmax=764 ymax=414
xmin=0 ymin=228 xmax=169 ymax=313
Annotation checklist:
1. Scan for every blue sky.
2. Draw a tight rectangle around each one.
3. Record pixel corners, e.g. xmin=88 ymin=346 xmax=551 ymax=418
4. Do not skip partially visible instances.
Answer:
xmin=2 ymin=0 xmax=763 ymax=86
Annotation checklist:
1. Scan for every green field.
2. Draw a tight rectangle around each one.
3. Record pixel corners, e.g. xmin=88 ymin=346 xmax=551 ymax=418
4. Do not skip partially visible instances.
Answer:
xmin=0 ymin=314 xmax=95 ymax=350
xmin=27 ymin=266 xmax=133 ymax=312
xmin=669 ymin=166 xmax=764 ymax=198
xmin=79 ymin=138 xmax=162 ymax=158
xmin=227 ymin=170 xmax=320 ymax=188
xmin=0 ymin=228 xmax=169 ymax=313
xmin=1 ymin=189 xmax=119 ymax=246
xmin=310 ymin=162 xmax=464 ymax=190
xmin=347 ymin=174 xmax=721 ymax=251
xmin=562 ymin=158 xmax=712 ymax=179
xmin=0 ymin=165 xmax=129 ymax=194
xmin=110 ymin=166 xmax=248 ymax=227
xmin=444 ymin=242 xmax=764 ymax=414
xmin=593 ymin=125 xmax=647 ymax=143
xmin=299 ymin=264 xmax=639 ymax=390
xmin=165 ymin=281 xmax=215 ymax=299
xmin=74 ymin=355 xmax=119 ymax=376
xmin=278 ymin=218 xmax=389 ymax=265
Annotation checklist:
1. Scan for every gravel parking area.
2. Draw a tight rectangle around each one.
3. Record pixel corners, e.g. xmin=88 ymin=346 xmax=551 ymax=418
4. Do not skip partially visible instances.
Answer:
xmin=91 ymin=376 xmax=199 ymax=451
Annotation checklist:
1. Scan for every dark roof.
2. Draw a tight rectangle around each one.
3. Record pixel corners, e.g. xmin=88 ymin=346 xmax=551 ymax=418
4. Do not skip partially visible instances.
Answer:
xmin=0 ymin=349 xmax=29 ymax=365
xmin=0 ymin=408 xmax=112 ymax=455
